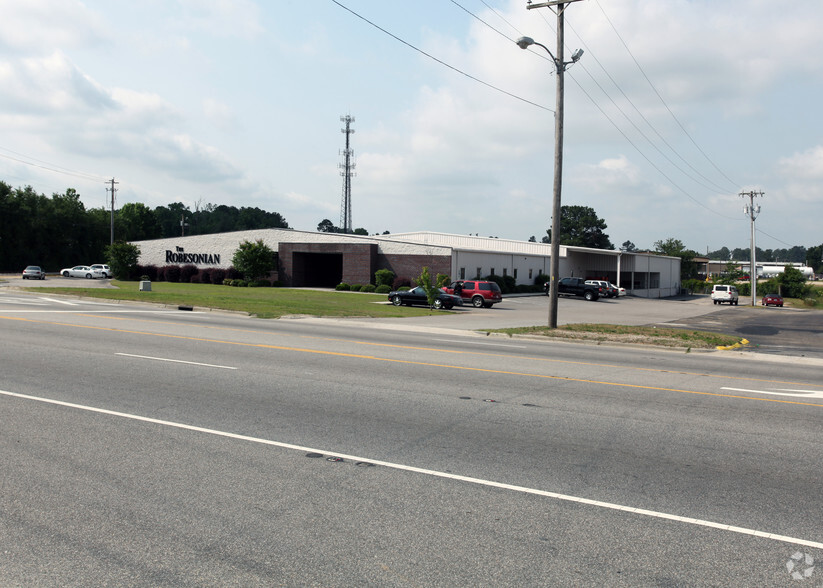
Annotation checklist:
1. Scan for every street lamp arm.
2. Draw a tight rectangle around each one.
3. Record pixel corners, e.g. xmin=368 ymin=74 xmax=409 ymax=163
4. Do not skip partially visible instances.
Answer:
xmin=515 ymin=36 xmax=582 ymax=72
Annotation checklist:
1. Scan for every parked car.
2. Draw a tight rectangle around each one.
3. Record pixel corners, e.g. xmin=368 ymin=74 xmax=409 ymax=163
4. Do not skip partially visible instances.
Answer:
xmin=547 ymin=277 xmax=601 ymax=301
xmin=761 ymin=293 xmax=784 ymax=307
xmin=615 ymin=285 xmax=627 ymax=296
xmin=22 ymin=265 xmax=46 ymax=280
xmin=388 ymin=286 xmax=463 ymax=309
xmin=90 ymin=263 xmax=112 ymax=278
xmin=60 ymin=265 xmax=103 ymax=279
xmin=710 ymin=284 xmax=739 ymax=305
xmin=585 ymin=280 xmax=618 ymax=298
xmin=442 ymin=280 xmax=503 ymax=308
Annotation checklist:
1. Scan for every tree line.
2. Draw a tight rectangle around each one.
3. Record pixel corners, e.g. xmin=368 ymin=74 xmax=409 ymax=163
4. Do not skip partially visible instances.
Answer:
xmin=0 ymin=181 xmax=289 ymax=272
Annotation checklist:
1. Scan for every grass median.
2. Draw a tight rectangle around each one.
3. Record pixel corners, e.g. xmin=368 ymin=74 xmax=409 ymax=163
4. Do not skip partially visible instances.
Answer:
xmin=487 ymin=323 xmax=742 ymax=349
xmin=24 ymin=280 xmax=744 ymax=348
xmin=25 ymin=280 xmax=439 ymax=319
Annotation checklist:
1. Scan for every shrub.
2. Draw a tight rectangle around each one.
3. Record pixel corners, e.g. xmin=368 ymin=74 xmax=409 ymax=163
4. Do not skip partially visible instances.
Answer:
xmin=361 ymin=284 xmax=376 ymax=293
xmin=350 ymin=284 xmax=362 ymax=292
xmin=336 ymin=283 xmax=351 ymax=291
xmin=165 ymin=265 xmax=181 ymax=283
xmin=155 ymin=266 xmax=166 ymax=281
xmin=271 ymin=280 xmax=283 ymax=287
xmin=393 ymin=275 xmax=412 ymax=289
xmin=189 ymin=273 xmax=201 ymax=284
xmin=198 ymin=268 xmax=214 ymax=284
xmin=138 ymin=265 xmax=158 ymax=281
xmin=211 ymin=269 xmax=227 ymax=284
xmin=375 ymin=285 xmax=391 ymax=294
xmin=226 ymin=267 xmax=242 ymax=280
xmin=223 ymin=279 xmax=233 ymax=286
xmin=180 ymin=264 xmax=198 ymax=283
xmin=534 ymin=273 xmax=549 ymax=286
xmin=375 ymin=269 xmax=395 ymax=288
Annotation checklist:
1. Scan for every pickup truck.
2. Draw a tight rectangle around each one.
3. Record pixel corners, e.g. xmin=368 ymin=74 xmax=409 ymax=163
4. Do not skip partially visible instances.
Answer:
xmin=544 ymin=277 xmax=601 ymax=301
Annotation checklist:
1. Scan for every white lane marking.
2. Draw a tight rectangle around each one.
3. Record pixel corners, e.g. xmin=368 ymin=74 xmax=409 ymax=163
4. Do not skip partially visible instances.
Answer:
xmin=432 ymin=339 xmax=528 ymax=348
xmin=0 ymin=309 xmax=198 ymax=314
xmin=115 ymin=353 xmax=237 ymax=370
xmin=2 ymin=388 xmax=821 ymax=551
xmin=38 ymin=297 xmax=79 ymax=306
xmin=722 ymin=387 xmax=823 ymax=399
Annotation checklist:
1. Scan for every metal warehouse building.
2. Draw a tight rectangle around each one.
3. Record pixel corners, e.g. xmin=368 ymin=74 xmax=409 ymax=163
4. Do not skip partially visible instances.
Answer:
xmin=132 ymin=229 xmax=681 ymax=298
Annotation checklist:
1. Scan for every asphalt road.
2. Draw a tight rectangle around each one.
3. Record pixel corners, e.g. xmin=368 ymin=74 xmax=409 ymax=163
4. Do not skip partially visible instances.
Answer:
xmin=1 ymin=293 xmax=822 ymax=585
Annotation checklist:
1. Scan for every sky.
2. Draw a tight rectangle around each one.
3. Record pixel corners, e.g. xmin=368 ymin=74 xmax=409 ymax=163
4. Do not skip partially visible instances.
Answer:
xmin=1 ymin=0 xmax=821 ymax=254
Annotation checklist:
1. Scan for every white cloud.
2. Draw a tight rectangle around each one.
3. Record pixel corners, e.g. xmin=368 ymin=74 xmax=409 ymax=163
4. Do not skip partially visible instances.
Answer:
xmin=0 ymin=0 xmax=109 ymax=53
xmin=778 ymin=146 xmax=823 ymax=180
xmin=176 ymin=0 xmax=263 ymax=39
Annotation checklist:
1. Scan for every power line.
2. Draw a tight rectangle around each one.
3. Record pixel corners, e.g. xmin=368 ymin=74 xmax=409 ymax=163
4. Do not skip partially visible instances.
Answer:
xmin=592 ymin=0 xmax=739 ymax=190
xmin=329 ymin=0 xmax=553 ymax=112
xmin=0 ymin=146 xmax=108 ymax=183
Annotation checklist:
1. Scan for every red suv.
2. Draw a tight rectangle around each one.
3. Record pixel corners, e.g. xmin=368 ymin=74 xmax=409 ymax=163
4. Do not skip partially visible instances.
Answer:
xmin=443 ymin=280 xmax=503 ymax=308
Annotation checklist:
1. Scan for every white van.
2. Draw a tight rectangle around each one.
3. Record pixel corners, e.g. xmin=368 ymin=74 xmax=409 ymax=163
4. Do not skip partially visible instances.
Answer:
xmin=711 ymin=284 xmax=739 ymax=305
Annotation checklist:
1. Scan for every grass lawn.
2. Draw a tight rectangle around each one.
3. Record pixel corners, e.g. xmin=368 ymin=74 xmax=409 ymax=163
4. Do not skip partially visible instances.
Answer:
xmin=25 ymin=280 xmax=445 ymax=319
xmin=23 ymin=280 xmax=749 ymax=348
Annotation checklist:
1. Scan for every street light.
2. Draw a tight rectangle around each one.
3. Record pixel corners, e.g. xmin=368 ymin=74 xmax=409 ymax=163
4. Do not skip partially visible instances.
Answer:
xmin=516 ymin=24 xmax=583 ymax=328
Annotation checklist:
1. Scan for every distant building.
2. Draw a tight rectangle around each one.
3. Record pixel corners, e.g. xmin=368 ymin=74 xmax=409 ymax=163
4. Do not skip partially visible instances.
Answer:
xmin=131 ymin=229 xmax=681 ymax=297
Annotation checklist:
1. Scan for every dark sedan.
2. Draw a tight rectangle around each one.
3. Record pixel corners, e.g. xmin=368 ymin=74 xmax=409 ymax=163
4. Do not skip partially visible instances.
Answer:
xmin=388 ymin=286 xmax=463 ymax=309
xmin=761 ymin=293 xmax=784 ymax=307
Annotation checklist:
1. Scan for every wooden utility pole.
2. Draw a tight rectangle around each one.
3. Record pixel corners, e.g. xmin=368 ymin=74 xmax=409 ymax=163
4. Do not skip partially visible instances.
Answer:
xmin=106 ymin=178 xmax=118 ymax=245
xmin=524 ymin=0 xmax=583 ymax=328
xmin=740 ymin=190 xmax=764 ymax=305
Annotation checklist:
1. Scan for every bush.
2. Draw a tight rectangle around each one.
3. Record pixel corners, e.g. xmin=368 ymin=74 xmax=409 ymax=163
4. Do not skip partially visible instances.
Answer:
xmin=165 ymin=265 xmax=181 ymax=283
xmin=198 ymin=268 xmax=213 ymax=284
xmin=375 ymin=285 xmax=391 ymax=294
xmin=682 ymin=279 xmax=708 ymax=294
xmin=393 ymin=276 xmax=412 ymax=289
xmin=226 ymin=267 xmax=242 ymax=280
xmin=336 ymin=283 xmax=351 ymax=291
xmin=180 ymin=264 xmax=198 ymax=283
xmin=375 ymin=269 xmax=395 ymax=288
xmin=137 ymin=265 xmax=158 ymax=281
xmin=350 ymin=284 xmax=362 ymax=292
xmin=189 ymin=273 xmax=201 ymax=284
xmin=534 ymin=273 xmax=549 ymax=286
xmin=211 ymin=269 xmax=227 ymax=284
xmin=223 ymin=279 xmax=233 ymax=286
xmin=361 ymin=284 xmax=376 ymax=293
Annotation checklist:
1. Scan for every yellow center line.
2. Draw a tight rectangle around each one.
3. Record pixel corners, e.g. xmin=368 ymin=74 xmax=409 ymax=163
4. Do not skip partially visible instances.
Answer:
xmin=30 ymin=312 xmax=820 ymax=388
xmin=4 ymin=314 xmax=823 ymax=408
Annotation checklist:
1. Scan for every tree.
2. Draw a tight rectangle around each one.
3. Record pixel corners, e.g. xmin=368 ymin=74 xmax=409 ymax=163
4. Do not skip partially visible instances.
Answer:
xmin=621 ymin=240 xmax=637 ymax=252
xmin=317 ymin=219 xmax=339 ymax=233
xmin=806 ymin=244 xmax=823 ymax=273
xmin=105 ymin=241 xmax=141 ymax=280
xmin=654 ymin=238 xmax=700 ymax=280
xmin=231 ymin=239 xmax=277 ymax=281
xmin=117 ymin=202 xmax=161 ymax=241
xmin=542 ymin=205 xmax=613 ymax=249
xmin=707 ymin=246 xmax=730 ymax=260
xmin=777 ymin=265 xmax=810 ymax=299
xmin=415 ymin=266 xmax=440 ymax=308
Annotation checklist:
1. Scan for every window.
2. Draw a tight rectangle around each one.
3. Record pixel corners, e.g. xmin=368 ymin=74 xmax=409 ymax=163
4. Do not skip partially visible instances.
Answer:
xmin=528 ymin=269 xmax=533 ymax=279
xmin=476 ymin=267 xmax=482 ymax=278
xmin=490 ymin=268 xmax=495 ymax=276
xmin=503 ymin=268 xmax=508 ymax=277
xmin=513 ymin=268 xmax=518 ymax=280
xmin=459 ymin=267 xmax=465 ymax=279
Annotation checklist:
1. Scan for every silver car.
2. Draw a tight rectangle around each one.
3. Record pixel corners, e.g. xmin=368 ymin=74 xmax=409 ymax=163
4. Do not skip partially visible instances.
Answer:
xmin=60 ymin=265 xmax=103 ymax=279
xmin=90 ymin=264 xmax=112 ymax=278
xmin=22 ymin=265 xmax=46 ymax=280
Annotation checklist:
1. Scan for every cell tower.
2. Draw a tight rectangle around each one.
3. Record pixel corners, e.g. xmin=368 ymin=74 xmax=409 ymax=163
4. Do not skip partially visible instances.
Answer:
xmin=339 ymin=115 xmax=356 ymax=234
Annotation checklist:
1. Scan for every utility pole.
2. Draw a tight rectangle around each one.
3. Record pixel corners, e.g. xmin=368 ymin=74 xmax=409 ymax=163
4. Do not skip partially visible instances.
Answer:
xmin=523 ymin=0 xmax=583 ymax=328
xmin=106 ymin=178 xmax=118 ymax=245
xmin=740 ymin=190 xmax=763 ymax=306
xmin=339 ymin=115 xmax=356 ymax=234
xmin=180 ymin=214 xmax=189 ymax=237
